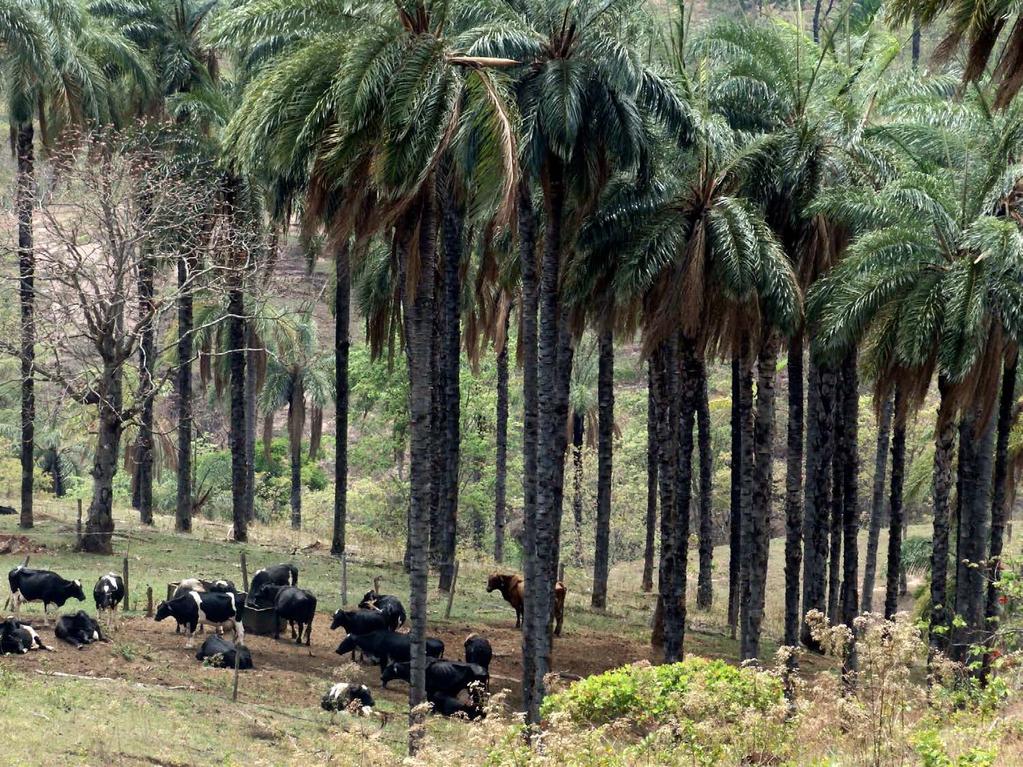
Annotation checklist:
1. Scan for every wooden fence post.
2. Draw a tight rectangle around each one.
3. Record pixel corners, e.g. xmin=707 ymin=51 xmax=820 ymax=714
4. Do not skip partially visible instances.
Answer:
xmin=445 ymin=561 xmax=460 ymax=619
xmin=122 ymin=557 xmax=130 ymax=613
xmin=145 ymin=586 xmax=154 ymax=618
xmin=341 ymin=553 xmax=348 ymax=606
xmin=232 ymin=641 xmax=241 ymax=702
xmin=240 ymin=552 xmax=249 ymax=593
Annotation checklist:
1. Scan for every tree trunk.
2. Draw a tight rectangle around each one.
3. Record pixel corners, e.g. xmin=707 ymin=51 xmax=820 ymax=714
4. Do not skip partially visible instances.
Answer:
xmin=263 ymin=412 xmax=273 ymax=464
xmin=912 ymin=15 xmax=921 ymax=69
xmin=591 ymin=329 xmax=615 ymax=608
xmin=228 ymin=284 xmax=248 ymax=543
xmin=812 ymin=0 xmax=823 ymax=42
xmin=741 ymin=334 xmax=778 ymax=661
xmin=82 ymin=362 xmax=123 ymax=555
xmin=494 ymin=307 xmax=510 ymax=564
xmin=727 ymin=355 xmax=743 ymax=637
xmin=401 ymin=191 xmax=438 ymax=755
xmin=571 ymin=413 xmax=584 ymax=567
xmin=784 ymin=332 xmax=804 ymax=648
xmin=175 ymin=253 xmax=194 ymax=534
xmin=737 ymin=338 xmax=755 ymax=643
xmin=696 ymin=356 xmax=714 ymax=610
xmin=862 ymin=394 xmax=893 ymax=613
xmin=642 ymin=360 xmax=658 ymax=594
xmin=985 ymin=351 xmax=1017 ymax=671
xmin=885 ymin=389 xmax=907 ymax=619
xmin=308 ymin=406 xmax=323 ymax=460
xmin=929 ymin=379 xmax=957 ymax=654
xmin=136 ymin=241 xmax=155 ymax=525
xmin=651 ymin=338 xmax=681 ymax=657
xmin=827 ymin=390 xmax=845 ymax=624
xmin=801 ymin=360 xmax=836 ymax=650
xmin=17 ymin=121 xmax=34 ymax=530
xmin=332 ymin=240 xmax=351 ymax=555
xmin=839 ymin=351 xmax=860 ymax=630
xmin=429 ymin=298 xmax=445 ymax=566
xmin=288 ymin=376 xmax=305 ymax=530
xmin=244 ymin=325 xmax=258 ymax=523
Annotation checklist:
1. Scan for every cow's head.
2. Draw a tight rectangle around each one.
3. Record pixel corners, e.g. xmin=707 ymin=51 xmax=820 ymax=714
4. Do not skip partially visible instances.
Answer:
xmin=330 ymin=609 xmax=350 ymax=632
xmin=68 ymin=579 xmax=86 ymax=601
xmin=380 ymin=662 xmax=404 ymax=688
xmin=153 ymin=600 xmax=173 ymax=622
xmin=486 ymin=573 xmax=510 ymax=593
xmin=334 ymin=635 xmax=356 ymax=656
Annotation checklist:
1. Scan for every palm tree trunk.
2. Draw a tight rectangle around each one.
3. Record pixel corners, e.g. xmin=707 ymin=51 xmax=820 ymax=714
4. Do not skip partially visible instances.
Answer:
xmin=136 ymin=241 xmax=156 ymax=525
xmin=862 ymin=393 xmax=893 ymax=613
xmin=494 ymin=307 xmax=510 ymax=564
xmin=82 ymin=361 xmax=123 ymax=555
xmin=429 ymin=299 xmax=445 ymax=565
xmin=308 ymin=406 xmax=323 ymax=460
xmin=175 ymin=253 xmax=194 ymax=534
xmin=741 ymin=334 xmax=778 ymax=661
xmin=801 ymin=360 xmax=836 ymax=650
xmin=784 ymin=332 xmax=804 ymax=648
xmin=727 ymin=355 xmax=743 ymax=637
xmin=401 ymin=191 xmax=438 ymax=754
xmin=244 ymin=325 xmax=258 ymax=523
xmin=651 ymin=338 xmax=680 ymax=656
xmin=737 ymin=338 xmax=755 ymax=642
xmin=839 ymin=351 xmax=860 ymax=630
xmin=288 ymin=376 xmax=305 ymax=530
xmin=228 ymin=284 xmax=248 ymax=543
xmin=827 ymin=390 xmax=845 ymax=624
xmin=642 ymin=360 xmax=657 ymax=594
xmin=696 ymin=356 xmax=714 ymax=610
xmin=985 ymin=351 xmax=1017 ymax=672
xmin=332 ymin=242 xmax=351 ymax=555
xmin=885 ymin=389 xmax=907 ymax=619
xmin=17 ymin=121 xmax=34 ymax=530
xmin=591 ymin=329 xmax=615 ymax=608
xmin=929 ymin=378 xmax=957 ymax=654
xmin=571 ymin=413 xmax=584 ymax=567
xmin=263 ymin=412 xmax=273 ymax=464
xmin=912 ymin=15 xmax=921 ymax=69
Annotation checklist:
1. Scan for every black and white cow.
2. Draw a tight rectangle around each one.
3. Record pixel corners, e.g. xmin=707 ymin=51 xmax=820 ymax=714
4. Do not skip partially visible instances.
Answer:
xmin=358 ymin=592 xmax=407 ymax=629
xmin=257 ymin=584 xmax=316 ymax=645
xmin=200 ymin=579 xmax=238 ymax=594
xmin=195 ymin=635 xmax=253 ymax=669
xmin=0 ymin=618 xmax=51 ymax=654
xmin=463 ymin=634 xmax=492 ymax=672
xmin=93 ymin=573 xmax=125 ymax=627
xmin=55 ymin=610 xmax=105 ymax=649
xmin=8 ymin=566 xmax=86 ymax=625
xmin=154 ymin=591 xmax=244 ymax=648
xmin=428 ymin=692 xmax=485 ymax=720
xmin=334 ymin=630 xmax=444 ymax=666
xmin=249 ymin=563 xmax=298 ymax=596
xmin=329 ymin=608 xmax=389 ymax=636
xmin=381 ymin=660 xmax=489 ymax=697
xmin=321 ymin=683 xmax=375 ymax=717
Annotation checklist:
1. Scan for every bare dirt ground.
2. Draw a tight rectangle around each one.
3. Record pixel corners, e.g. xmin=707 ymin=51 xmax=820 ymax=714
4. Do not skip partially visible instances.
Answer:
xmin=2 ymin=610 xmax=660 ymax=712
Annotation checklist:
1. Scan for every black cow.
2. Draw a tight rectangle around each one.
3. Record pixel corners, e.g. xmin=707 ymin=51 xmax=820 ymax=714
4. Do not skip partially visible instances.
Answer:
xmin=0 ymin=505 xmax=15 ymax=515
xmin=334 ymin=630 xmax=444 ymax=666
xmin=249 ymin=564 xmax=298 ymax=596
xmin=55 ymin=610 xmax=105 ymax=649
xmin=429 ymin=692 xmax=485 ymax=720
xmin=258 ymin=584 xmax=316 ymax=645
xmin=195 ymin=635 xmax=253 ymax=669
xmin=321 ymin=682 xmax=375 ymax=716
xmin=93 ymin=573 xmax=125 ymax=627
xmin=381 ymin=660 xmax=489 ymax=697
xmin=155 ymin=591 xmax=244 ymax=648
xmin=8 ymin=566 xmax=85 ymax=625
xmin=463 ymin=634 xmax=492 ymax=671
xmin=329 ymin=608 xmax=389 ymax=636
xmin=0 ymin=618 xmax=51 ymax=654
xmin=358 ymin=593 xmax=406 ymax=629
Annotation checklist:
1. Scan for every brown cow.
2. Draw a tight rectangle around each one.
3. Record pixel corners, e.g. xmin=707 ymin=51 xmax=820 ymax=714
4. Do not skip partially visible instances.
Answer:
xmin=486 ymin=573 xmax=566 ymax=636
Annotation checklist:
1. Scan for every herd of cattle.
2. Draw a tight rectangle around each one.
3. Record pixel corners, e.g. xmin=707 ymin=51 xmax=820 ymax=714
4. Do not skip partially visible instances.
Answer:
xmin=1 ymin=562 xmax=569 ymax=722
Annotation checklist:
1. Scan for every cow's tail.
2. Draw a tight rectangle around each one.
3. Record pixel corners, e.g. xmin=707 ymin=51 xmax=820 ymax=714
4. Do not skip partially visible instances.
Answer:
xmin=289 ymin=564 xmax=299 ymax=586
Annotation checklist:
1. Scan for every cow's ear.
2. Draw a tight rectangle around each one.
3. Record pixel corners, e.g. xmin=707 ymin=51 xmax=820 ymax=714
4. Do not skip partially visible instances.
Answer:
xmin=74 ymin=580 xmax=81 ymax=587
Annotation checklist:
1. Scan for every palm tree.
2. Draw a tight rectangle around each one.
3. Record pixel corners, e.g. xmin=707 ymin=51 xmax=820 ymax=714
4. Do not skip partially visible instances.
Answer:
xmin=567 ymin=339 xmax=598 ymax=567
xmin=592 ymin=327 xmax=615 ymax=609
xmin=861 ymin=393 xmax=893 ymax=613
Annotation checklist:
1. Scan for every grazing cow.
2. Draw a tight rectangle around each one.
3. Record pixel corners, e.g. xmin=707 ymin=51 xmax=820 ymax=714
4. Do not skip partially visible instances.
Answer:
xmin=154 ymin=591 xmax=244 ymax=648
xmin=8 ymin=566 xmax=85 ymax=625
xmin=486 ymin=572 xmax=566 ymax=637
xmin=463 ymin=634 xmax=492 ymax=672
xmin=93 ymin=573 xmax=125 ymax=627
xmin=249 ymin=563 xmax=298 ymax=596
xmin=358 ymin=593 xmax=407 ymax=630
xmin=381 ymin=660 xmax=489 ymax=697
xmin=329 ymin=608 xmax=389 ymax=636
xmin=429 ymin=692 xmax=485 ymax=720
xmin=321 ymin=683 xmax=375 ymax=717
xmin=335 ymin=630 xmax=444 ymax=666
xmin=257 ymin=584 xmax=316 ymax=645
xmin=55 ymin=610 xmax=104 ymax=649
xmin=0 ymin=618 xmax=51 ymax=654
xmin=195 ymin=635 xmax=253 ymax=669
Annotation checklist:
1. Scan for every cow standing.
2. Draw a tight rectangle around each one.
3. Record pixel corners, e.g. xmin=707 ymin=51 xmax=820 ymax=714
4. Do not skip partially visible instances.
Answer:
xmin=8 ymin=566 xmax=85 ymax=625
xmin=93 ymin=573 xmax=125 ymax=628
xmin=486 ymin=572 xmax=566 ymax=636
xmin=155 ymin=591 xmax=244 ymax=648
xmin=249 ymin=564 xmax=298 ymax=596
xmin=257 ymin=584 xmax=316 ymax=646
xmin=335 ymin=630 xmax=444 ymax=666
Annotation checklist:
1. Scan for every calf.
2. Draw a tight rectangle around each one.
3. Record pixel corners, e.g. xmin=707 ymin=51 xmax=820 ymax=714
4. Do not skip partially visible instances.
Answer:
xmin=486 ymin=572 xmax=566 ymax=637
xmin=0 ymin=618 xmax=51 ymax=654
xmin=8 ymin=566 xmax=85 ymax=625
xmin=55 ymin=610 xmax=104 ymax=649
xmin=335 ymin=630 xmax=444 ymax=666
xmin=358 ymin=593 xmax=406 ymax=629
xmin=195 ymin=635 xmax=253 ymax=669
xmin=93 ymin=573 xmax=125 ymax=627
xmin=154 ymin=591 xmax=244 ymax=648
xmin=464 ymin=634 xmax=492 ymax=672
xmin=381 ymin=660 xmax=489 ymax=697
xmin=321 ymin=683 xmax=375 ymax=717
xmin=429 ymin=692 xmax=485 ymax=720
xmin=329 ymin=608 xmax=389 ymax=636
xmin=258 ymin=584 xmax=316 ymax=645
xmin=249 ymin=563 xmax=298 ymax=596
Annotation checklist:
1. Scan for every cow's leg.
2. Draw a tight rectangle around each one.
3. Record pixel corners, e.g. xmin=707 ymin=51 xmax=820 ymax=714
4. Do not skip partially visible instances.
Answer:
xmin=555 ymin=611 xmax=562 ymax=637
xmin=234 ymin=620 xmax=244 ymax=646
xmin=10 ymin=592 xmax=20 ymax=620
xmin=290 ymin=620 xmax=298 ymax=641
xmin=185 ymin=624 xmax=196 ymax=649
xmin=41 ymin=602 xmax=49 ymax=627
xmin=305 ymin=617 xmax=313 ymax=647
xmin=273 ymin=616 xmax=280 ymax=641
xmin=515 ymin=608 xmax=521 ymax=629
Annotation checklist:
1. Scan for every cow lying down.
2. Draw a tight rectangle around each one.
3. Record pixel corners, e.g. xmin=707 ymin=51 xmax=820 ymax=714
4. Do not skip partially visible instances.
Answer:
xmin=321 ymin=683 xmax=375 ymax=718
xmin=0 ymin=617 xmax=52 ymax=654
xmin=196 ymin=635 xmax=253 ymax=669
xmin=55 ymin=610 xmax=106 ymax=649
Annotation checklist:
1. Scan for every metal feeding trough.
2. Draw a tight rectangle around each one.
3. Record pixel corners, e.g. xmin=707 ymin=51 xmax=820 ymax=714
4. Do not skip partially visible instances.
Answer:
xmin=242 ymin=593 xmax=278 ymax=636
